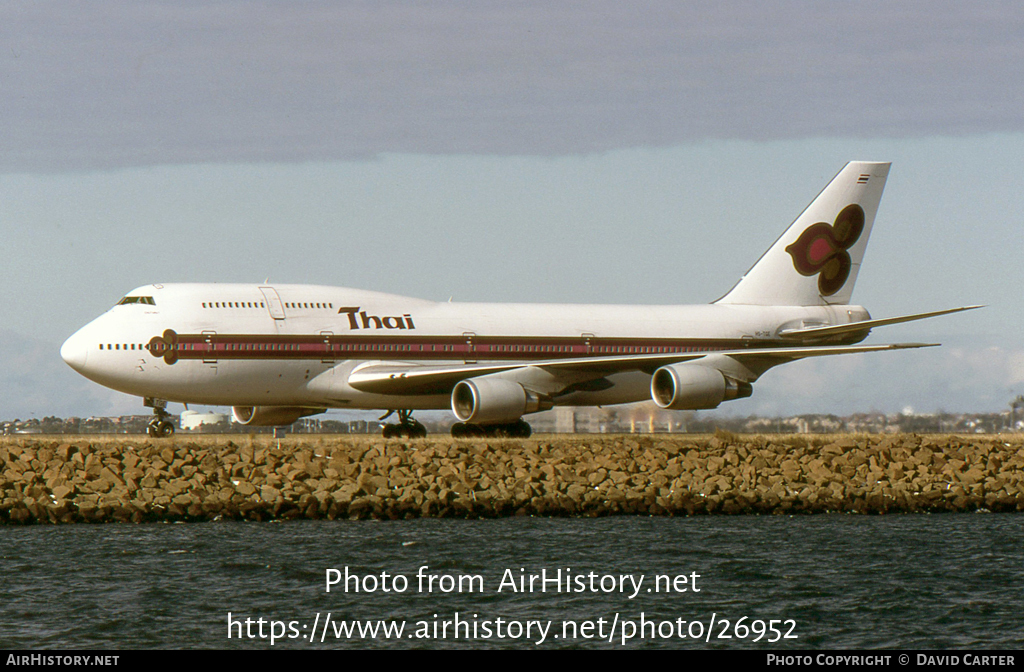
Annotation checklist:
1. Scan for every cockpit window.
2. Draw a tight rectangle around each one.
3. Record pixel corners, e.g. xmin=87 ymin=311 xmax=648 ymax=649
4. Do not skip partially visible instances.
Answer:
xmin=117 ymin=296 xmax=156 ymax=306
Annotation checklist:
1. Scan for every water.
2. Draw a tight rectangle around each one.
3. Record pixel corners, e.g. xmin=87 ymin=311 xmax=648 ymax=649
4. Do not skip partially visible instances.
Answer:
xmin=1 ymin=514 xmax=1022 ymax=649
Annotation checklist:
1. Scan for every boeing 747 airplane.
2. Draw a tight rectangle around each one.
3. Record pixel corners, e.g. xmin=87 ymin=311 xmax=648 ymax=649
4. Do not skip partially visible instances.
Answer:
xmin=60 ymin=162 xmax=977 ymax=438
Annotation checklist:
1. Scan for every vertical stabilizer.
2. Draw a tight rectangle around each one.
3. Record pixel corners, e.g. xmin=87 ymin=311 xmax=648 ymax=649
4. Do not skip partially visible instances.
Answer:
xmin=716 ymin=161 xmax=890 ymax=306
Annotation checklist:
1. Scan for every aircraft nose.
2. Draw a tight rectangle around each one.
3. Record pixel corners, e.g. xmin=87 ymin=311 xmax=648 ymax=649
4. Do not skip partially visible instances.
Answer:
xmin=60 ymin=330 xmax=89 ymax=373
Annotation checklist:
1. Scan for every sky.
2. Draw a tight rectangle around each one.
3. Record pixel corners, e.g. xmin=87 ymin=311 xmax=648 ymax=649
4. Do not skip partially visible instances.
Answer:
xmin=1 ymin=1 xmax=1023 ymax=421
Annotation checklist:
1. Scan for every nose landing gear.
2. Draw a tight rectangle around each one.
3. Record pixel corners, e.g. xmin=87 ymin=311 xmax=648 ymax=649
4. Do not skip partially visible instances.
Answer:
xmin=380 ymin=409 xmax=428 ymax=439
xmin=144 ymin=397 xmax=175 ymax=438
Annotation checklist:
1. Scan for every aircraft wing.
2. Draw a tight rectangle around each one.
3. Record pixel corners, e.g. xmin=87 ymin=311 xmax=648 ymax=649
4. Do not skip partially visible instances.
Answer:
xmin=778 ymin=305 xmax=982 ymax=340
xmin=346 ymin=342 xmax=937 ymax=396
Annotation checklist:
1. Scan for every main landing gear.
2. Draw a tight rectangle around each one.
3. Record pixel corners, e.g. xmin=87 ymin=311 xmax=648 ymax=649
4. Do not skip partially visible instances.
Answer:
xmin=450 ymin=419 xmax=532 ymax=439
xmin=144 ymin=397 xmax=175 ymax=438
xmin=380 ymin=410 xmax=428 ymax=439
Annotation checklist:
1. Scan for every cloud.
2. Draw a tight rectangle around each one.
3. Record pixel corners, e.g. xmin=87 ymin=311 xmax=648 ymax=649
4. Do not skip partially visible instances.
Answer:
xmin=3 ymin=1 xmax=1024 ymax=171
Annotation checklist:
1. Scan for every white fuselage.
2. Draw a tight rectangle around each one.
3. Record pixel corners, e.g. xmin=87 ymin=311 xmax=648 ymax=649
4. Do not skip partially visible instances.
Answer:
xmin=60 ymin=283 xmax=869 ymax=412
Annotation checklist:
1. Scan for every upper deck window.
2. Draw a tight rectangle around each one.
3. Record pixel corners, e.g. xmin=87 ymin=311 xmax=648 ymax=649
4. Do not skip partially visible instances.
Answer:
xmin=117 ymin=296 xmax=155 ymax=306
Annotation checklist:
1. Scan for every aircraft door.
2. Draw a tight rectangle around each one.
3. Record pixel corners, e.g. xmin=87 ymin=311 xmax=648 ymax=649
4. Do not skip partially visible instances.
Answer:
xmin=582 ymin=332 xmax=595 ymax=356
xmin=321 ymin=331 xmax=334 ymax=364
xmin=259 ymin=286 xmax=287 ymax=320
xmin=464 ymin=332 xmax=476 ymax=364
xmin=202 ymin=330 xmax=218 ymax=368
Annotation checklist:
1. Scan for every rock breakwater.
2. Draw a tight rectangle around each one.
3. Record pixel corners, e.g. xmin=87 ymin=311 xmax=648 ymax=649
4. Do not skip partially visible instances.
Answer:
xmin=1 ymin=434 xmax=1022 ymax=523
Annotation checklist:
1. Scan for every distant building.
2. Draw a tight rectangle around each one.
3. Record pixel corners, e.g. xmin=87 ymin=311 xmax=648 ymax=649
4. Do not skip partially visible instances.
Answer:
xmin=180 ymin=410 xmax=229 ymax=431
xmin=555 ymin=407 xmax=576 ymax=433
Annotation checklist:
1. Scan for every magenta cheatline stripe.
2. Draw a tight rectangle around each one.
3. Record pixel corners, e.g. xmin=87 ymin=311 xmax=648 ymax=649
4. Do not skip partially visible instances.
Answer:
xmin=143 ymin=330 xmax=771 ymax=365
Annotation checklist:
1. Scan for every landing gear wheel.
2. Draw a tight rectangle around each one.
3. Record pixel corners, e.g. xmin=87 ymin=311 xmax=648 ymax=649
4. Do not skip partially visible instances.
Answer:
xmin=486 ymin=420 xmax=532 ymax=438
xmin=507 ymin=419 xmax=532 ymax=438
xmin=381 ymin=411 xmax=427 ymax=439
xmin=145 ymin=399 xmax=175 ymax=438
xmin=148 ymin=420 xmax=174 ymax=438
xmin=406 ymin=420 xmax=427 ymax=438
xmin=451 ymin=422 xmax=485 ymax=438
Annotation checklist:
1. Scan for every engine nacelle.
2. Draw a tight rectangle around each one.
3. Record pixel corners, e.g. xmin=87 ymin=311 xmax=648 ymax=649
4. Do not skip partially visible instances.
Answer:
xmin=232 ymin=406 xmax=326 ymax=426
xmin=451 ymin=378 xmax=544 ymax=424
xmin=650 ymin=364 xmax=752 ymax=410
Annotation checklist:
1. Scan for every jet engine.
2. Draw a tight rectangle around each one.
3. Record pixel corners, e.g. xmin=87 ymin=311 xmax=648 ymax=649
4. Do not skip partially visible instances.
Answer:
xmin=451 ymin=378 xmax=546 ymax=424
xmin=231 ymin=406 xmax=326 ymax=426
xmin=650 ymin=364 xmax=752 ymax=410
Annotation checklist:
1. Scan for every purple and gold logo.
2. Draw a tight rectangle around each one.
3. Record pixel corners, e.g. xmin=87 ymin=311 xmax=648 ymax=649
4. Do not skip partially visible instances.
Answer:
xmin=148 ymin=329 xmax=179 ymax=365
xmin=785 ymin=204 xmax=865 ymax=296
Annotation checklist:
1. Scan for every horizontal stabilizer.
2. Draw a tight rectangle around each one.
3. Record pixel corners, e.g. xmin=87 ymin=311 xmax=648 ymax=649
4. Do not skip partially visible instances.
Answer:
xmin=779 ymin=305 xmax=983 ymax=340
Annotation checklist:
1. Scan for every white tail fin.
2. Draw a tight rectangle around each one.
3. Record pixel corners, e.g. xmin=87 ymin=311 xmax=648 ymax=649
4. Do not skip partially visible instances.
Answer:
xmin=716 ymin=161 xmax=890 ymax=306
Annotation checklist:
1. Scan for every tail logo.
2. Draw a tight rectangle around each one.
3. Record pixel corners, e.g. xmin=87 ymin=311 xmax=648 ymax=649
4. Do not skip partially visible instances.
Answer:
xmin=785 ymin=204 xmax=865 ymax=296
